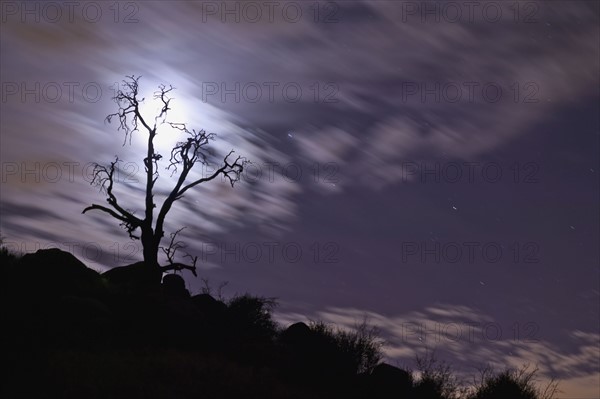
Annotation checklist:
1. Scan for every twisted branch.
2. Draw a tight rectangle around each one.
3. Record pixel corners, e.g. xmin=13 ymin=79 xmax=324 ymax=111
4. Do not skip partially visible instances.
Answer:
xmin=82 ymin=157 xmax=143 ymax=239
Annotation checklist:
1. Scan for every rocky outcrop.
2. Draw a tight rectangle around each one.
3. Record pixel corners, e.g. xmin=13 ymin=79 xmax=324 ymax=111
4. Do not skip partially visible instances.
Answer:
xmin=162 ymin=273 xmax=189 ymax=298
xmin=102 ymin=261 xmax=162 ymax=293
xmin=12 ymin=248 xmax=105 ymax=298
xmin=368 ymin=363 xmax=413 ymax=398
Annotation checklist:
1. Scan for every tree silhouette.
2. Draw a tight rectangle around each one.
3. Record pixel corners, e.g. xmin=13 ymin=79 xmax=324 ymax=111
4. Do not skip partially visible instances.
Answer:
xmin=83 ymin=76 xmax=246 ymax=283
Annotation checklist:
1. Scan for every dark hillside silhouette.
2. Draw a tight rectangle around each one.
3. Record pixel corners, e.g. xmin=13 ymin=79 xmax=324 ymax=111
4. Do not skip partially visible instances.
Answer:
xmin=1 ymin=247 xmax=558 ymax=398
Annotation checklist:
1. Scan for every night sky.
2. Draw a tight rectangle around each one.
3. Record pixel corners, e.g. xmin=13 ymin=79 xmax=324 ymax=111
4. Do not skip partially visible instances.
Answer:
xmin=1 ymin=1 xmax=598 ymax=397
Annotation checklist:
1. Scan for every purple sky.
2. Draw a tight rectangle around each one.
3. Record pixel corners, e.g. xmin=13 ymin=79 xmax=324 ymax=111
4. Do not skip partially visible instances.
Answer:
xmin=1 ymin=1 xmax=598 ymax=396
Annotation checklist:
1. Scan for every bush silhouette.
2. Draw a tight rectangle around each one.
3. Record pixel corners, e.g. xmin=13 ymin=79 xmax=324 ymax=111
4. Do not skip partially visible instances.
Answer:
xmin=472 ymin=371 xmax=536 ymax=399
xmin=278 ymin=319 xmax=383 ymax=386
xmin=227 ymin=294 xmax=278 ymax=343
xmin=223 ymin=294 xmax=279 ymax=364
xmin=469 ymin=365 xmax=559 ymax=399
xmin=333 ymin=320 xmax=383 ymax=375
xmin=0 ymin=238 xmax=19 ymax=272
xmin=413 ymin=352 xmax=466 ymax=399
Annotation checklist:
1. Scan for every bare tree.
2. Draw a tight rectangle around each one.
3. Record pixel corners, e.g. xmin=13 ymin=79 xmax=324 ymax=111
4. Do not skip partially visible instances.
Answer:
xmin=83 ymin=75 xmax=246 ymax=283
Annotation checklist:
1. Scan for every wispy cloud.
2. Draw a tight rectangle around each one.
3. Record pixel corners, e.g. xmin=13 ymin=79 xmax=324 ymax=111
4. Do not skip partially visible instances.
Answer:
xmin=276 ymin=304 xmax=600 ymax=398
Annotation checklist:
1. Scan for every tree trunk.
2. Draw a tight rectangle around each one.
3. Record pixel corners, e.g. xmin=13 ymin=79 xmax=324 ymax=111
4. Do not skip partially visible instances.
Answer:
xmin=141 ymin=226 xmax=162 ymax=285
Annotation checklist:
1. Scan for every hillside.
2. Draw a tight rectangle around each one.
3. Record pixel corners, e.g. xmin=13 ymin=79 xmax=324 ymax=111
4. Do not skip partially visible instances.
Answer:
xmin=0 ymin=247 xmax=557 ymax=399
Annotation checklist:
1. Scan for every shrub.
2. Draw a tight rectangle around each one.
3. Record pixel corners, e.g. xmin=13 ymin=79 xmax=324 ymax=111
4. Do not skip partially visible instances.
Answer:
xmin=413 ymin=351 xmax=467 ymax=399
xmin=227 ymin=294 xmax=279 ymax=343
xmin=308 ymin=319 xmax=383 ymax=375
xmin=469 ymin=365 xmax=559 ymax=399
xmin=0 ymin=237 xmax=20 ymax=271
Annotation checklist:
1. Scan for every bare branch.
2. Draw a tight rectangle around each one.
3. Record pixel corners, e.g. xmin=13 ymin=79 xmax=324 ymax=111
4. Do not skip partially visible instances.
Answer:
xmin=217 ymin=280 xmax=229 ymax=301
xmin=160 ymin=259 xmax=198 ymax=277
xmin=105 ymin=75 xmax=140 ymax=144
xmin=167 ymin=123 xmax=213 ymax=175
xmin=200 ymin=278 xmax=212 ymax=295
xmin=160 ymin=227 xmax=187 ymax=265
xmin=82 ymin=204 xmax=140 ymax=240
xmin=83 ymin=157 xmax=143 ymax=239
xmin=154 ymin=84 xmax=175 ymax=124
xmin=158 ymin=227 xmax=198 ymax=277
xmin=88 ymin=159 xmax=141 ymax=221
xmin=198 ymin=278 xmax=228 ymax=299
xmin=178 ymin=150 xmax=247 ymax=196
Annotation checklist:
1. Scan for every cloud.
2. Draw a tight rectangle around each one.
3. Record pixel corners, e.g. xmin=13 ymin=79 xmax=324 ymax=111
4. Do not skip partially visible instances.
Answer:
xmin=3 ymin=0 xmax=598 ymax=226
xmin=288 ymin=1 xmax=599 ymax=191
xmin=276 ymin=304 xmax=600 ymax=398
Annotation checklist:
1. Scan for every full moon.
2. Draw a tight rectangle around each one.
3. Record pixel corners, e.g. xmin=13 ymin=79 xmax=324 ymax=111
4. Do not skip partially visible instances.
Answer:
xmin=134 ymin=89 xmax=194 ymax=159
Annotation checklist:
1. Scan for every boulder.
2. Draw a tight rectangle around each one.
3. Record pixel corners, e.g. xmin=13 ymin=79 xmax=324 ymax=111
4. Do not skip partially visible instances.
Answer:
xmin=102 ymin=261 xmax=162 ymax=293
xmin=3 ymin=248 xmax=109 ymax=348
xmin=162 ymin=273 xmax=189 ymax=298
xmin=10 ymin=248 xmax=104 ymax=298
xmin=369 ymin=363 xmax=413 ymax=398
xmin=279 ymin=322 xmax=326 ymax=380
xmin=280 ymin=322 xmax=313 ymax=346
xmin=191 ymin=293 xmax=227 ymax=316
xmin=186 ymin=294 xmax=227 ymax=348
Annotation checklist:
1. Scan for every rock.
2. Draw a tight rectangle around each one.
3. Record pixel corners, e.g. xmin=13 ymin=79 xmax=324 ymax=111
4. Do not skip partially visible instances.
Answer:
xmin=279 ymin=322 xmax=328 ymax=380
xmin=3 ymin=248 xmax=110 ymax=348
xmin=102 ymin=261 xmax=162 ymax=293
xmin=162 ymin=273 xmax=189 ymax=297
xmin=280 ymin=322 xmax=312 ymax=346
xmin=191 ymin=293 xmax=227 ymax=315
xmin=192 ymin=294 xmax=227 ymax=313
xmin=369 ymin=363 xmax=413 ymax=398
xmin=11 ymin=248 xmax=104 ymax=298
xmin=189 ymin=294 xmax=228 ymax=347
